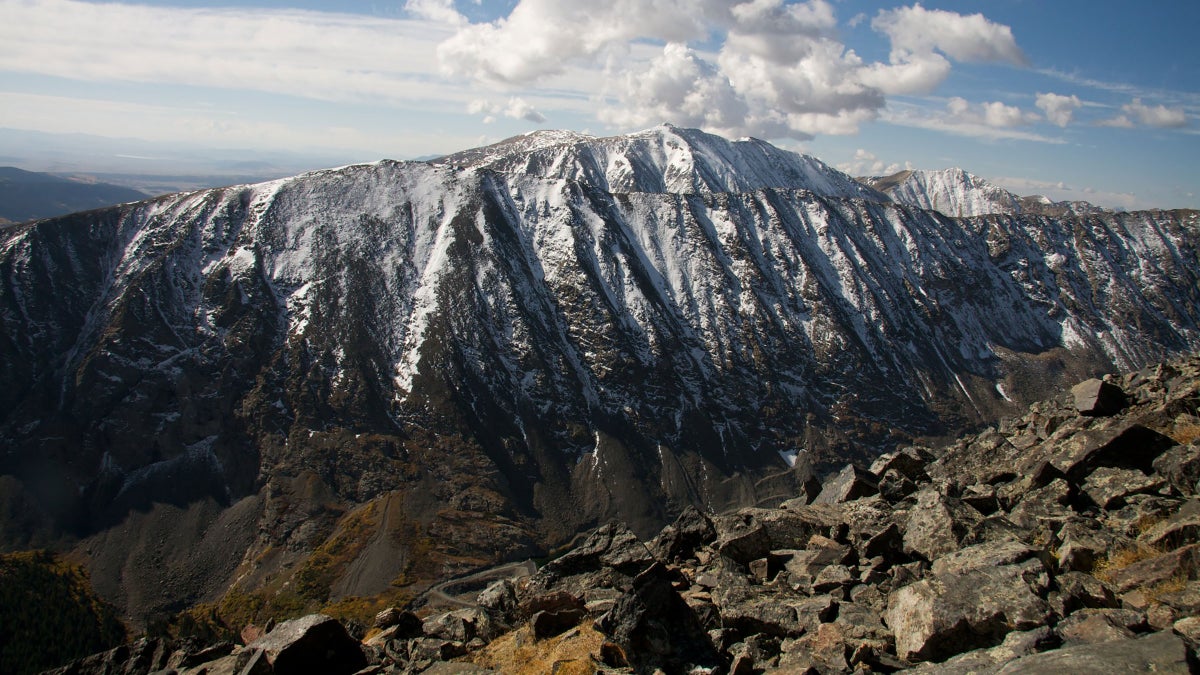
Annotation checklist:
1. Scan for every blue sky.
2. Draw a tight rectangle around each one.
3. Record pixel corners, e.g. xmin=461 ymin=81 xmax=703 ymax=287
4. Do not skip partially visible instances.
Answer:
xmin=0 ymin=0 xmax=1196 ymax=209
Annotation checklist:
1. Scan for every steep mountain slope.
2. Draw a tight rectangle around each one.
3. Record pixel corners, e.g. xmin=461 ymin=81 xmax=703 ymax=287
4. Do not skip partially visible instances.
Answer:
xmin=0 ymin=167 xmax=147 ymax=224
xmin=862 ymin=167 xmax=1105 ymax=218
xmin=1 ymin=127 xmax=1198 ymax=624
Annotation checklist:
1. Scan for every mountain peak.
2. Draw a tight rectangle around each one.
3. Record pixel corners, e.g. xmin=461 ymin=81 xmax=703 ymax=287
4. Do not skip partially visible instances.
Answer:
xmin=438 ymin=125 xmax=884 ymax=199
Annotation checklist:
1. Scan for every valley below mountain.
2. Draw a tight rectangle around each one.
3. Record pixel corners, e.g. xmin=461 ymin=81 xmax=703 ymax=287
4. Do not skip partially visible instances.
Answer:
xmin=1 ymin=126 xmax=1198 ymax=634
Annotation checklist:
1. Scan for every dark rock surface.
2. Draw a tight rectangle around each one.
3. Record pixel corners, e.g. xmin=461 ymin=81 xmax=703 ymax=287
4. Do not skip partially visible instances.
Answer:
xmin=34 ymin=357 xmax=1200 ymax=673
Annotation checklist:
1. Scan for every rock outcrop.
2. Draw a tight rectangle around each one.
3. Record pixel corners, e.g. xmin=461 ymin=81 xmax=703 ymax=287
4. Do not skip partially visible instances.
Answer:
xmin=44 ymin=354 xmax=1200 ymax=673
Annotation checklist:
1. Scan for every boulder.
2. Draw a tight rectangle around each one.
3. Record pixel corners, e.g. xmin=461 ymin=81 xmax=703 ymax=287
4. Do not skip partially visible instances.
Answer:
xmin=905 ymin=627 xmax=1055 ymax=674
xmin=647 ymin=505 xmax=717 ymax=562
xmin=870 ymin=448 xmax=930 ymax=481
xmin=524 ymin=521 xmax=653 ymax=594
xmin=1041 ymin=422 xmax=1177 ymax=481
xmin=902 ymin=489 xmax=981 ymax=561
xmin=530 ymin=608 xmax=586 ymax=639
xmin=993 ymin=630 xmax=1195 ymax=674
xmin=1053 ymin=571 xmax=1118 ymax=614
xmin=597 ymin=563 xmax=721 ymax=673
xmin=886 ymin=559 xmax=1052 ymax=662
xmin=814 ymin=464 xmax=879 ymax=504
xmin=248 ymin=614 xmax=366 ymax=675
xmin=929 ymin=539 xmax=1038 ymax=576
xmin=1056 ymin=519 xmax=1127 ymax=573
xmin=1055 ymin=608 xmax=1146 ymax=645
xmin=1081 ymin=467 xmax=1163 ymax=509
xmin=1071 ymin=378 xmax=1127 ymax=416
xmin=1152 ymin=442 xmax=1200 ymax=496
xmin=1104 ymin=543 xmax=1200 ymax=594
xmin=422 ymin=607 xmax=502 ymax=643
xmin=476 ymin=579 xmax=518 ymax=620
xmin=372 ymin=608 xmax=423 ymax=638
xmin=713 ymin=512 xmax=772 ymax=564
xmin=1139 ymin=498 xmax=1200 ymax=550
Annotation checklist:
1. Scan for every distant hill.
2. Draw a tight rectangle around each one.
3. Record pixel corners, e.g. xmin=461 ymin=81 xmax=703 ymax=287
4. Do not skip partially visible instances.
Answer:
xmin=0 ymin=167 xmax=147 ymax=223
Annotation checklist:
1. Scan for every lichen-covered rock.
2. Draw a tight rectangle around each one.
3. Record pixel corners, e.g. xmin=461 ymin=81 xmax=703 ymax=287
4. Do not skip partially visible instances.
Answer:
xmin=886 ymin=559 xmax=1052 ymax=662
xmin=902 ymin=489 xmax=981 ymax=561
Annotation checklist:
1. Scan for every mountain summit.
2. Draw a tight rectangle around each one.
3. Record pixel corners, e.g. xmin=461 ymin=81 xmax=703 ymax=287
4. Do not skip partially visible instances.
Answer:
xmin=1 ymin=128 xmax=1198 ymax=623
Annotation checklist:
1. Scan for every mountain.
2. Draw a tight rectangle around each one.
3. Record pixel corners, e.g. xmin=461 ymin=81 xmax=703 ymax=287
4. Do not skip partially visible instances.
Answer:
xmin=862 ymin=168 xmax=1105 ymax=218
xmin=0 ymin=167 xmax=147 ymax=224
xmin=1 ymin=126 xmax=1199 ymax=625
xmin=42 ymin=355 xmax=1200 ymax=674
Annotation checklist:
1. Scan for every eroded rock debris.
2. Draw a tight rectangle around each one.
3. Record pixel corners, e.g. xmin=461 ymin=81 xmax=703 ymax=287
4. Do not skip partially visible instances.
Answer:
xmin=46 ymin=355 xmax=1200 ymax=673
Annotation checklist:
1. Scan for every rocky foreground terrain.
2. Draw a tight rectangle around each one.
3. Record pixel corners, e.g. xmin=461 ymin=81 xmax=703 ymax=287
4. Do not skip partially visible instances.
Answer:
xmin=42 ymin=354 xmax=1200 ymax=673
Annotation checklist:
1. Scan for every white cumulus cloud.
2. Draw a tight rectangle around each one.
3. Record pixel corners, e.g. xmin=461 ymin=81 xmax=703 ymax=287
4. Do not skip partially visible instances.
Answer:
xmin=468 ymin=97 xmax=547 ymax=123
xmin=433 ymin=0 xmax=1028 ymax=141
xmin=1035 ymin=93 xmax=1082 ymax=127
xmin=871 ymin=4 xmax=1028 ymax=66
xmin=1122 ymin=98 xmax=1188 ymax=128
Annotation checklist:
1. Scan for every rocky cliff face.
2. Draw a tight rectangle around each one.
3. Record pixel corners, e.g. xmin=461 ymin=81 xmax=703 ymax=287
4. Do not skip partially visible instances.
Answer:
xmin=1 ymin=127 xmax=1199 ymax=624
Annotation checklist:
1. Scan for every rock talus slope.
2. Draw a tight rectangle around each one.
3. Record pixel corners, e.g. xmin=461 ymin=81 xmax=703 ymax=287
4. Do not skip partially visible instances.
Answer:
xmin=1 ymin=126 xmax=1199 ymax=623
xmin=48 ymin=354 xmax=1200 ymax=673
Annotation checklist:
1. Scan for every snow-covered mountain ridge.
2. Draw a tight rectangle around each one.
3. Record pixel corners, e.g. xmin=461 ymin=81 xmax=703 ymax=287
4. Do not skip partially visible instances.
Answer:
xmin=861 ymin=167 xmax=1107 ymax=218
xmin=1 ymin=127 xmax=1198 ymax=622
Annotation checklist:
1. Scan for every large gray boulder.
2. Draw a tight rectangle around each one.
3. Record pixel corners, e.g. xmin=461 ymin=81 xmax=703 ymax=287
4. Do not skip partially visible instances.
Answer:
xmin=887 ymin=559 xmax=1052 ymax=662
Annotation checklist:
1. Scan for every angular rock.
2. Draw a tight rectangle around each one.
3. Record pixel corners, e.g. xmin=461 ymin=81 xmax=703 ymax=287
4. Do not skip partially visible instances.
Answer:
xmin=1153 ymin=442 xmax=1200 ymax=496
xmin=373 ymin=608 xmax=423 ymax=638
xmin=812 ymin=564 xmax=853 ymax=594
xmin=905 ymin=627 xmax=1055 ymax=674
xmin=960 ymin=483 xmax=1001 ymax=515
xmin=994 ymin=630 xmax=1194 ymax=674
xmin=525 ymin=521 xmax=653 ymax=594
xmin=1081 ymin=466 xmax=1163 ymax=509
xmin=777 ymin=622 xmax=850 ymax=673
xmin=870 ymin=448 xmax=930 ymax=481
xmin=886 ymin=559 xmax=1052 ymax=662
xmin=1104 ymin=543 xmax=1200 ymax=594
xmin=1008 ymin=478 xmax=1072 ymax=531
xmin=647 ymin=505 xmax=717 ymax=562
xmin=1056 ymin=608 xmax=1146 ymax=645
xmin=248 ymin=614 xmax=367 ymax=675
xmin=1173 ymin=616 xmax=1200 ymax=642
xmin=476 ymin=579 xmax=518 ymax=620
xmin=877 ymin=469 xmax=918 ymax=503
xmin=713 ymin=512 xmax=772 ymax=564
xmin=1140 ymin=498 xmax=1200 ymax=550
xmin=1056 ymin=519 xmax=1126 ymax=573
xmin=1054 ymin=571 xmax=1118 ymax=614
xmin=1043 ymin=422 xmax=1177 ymax=482
xmin=1071 ymin=378 xmax=1127 ymax=417
xmin=861 ymin=522 xmax=904 ymax=562
xmin=597 ymin=563 xmax=721 ymax=673
xmin=902 ymin=489 xmax=981 ymax=561
xmin=518 ymin=590 xmax=585 ymax=618
xmin=814 ymin=464 xmax=879 ymax=504
xmin=929 ymin=539 xmax=1037 ymax=577
xmin=530 ymin=608 xmax=586 ymax=639
xmin=422 ymin=607 xmax=501 ymax=643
